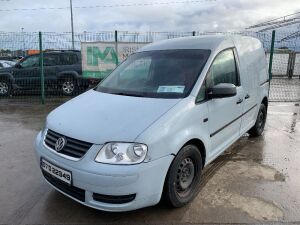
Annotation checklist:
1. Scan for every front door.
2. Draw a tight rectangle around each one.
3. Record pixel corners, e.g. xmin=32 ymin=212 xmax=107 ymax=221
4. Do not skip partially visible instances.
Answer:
xmin=206 ymin=49 xmax=244 ymax=158
xmin=14 ymin=55 xmax=40 ymax=89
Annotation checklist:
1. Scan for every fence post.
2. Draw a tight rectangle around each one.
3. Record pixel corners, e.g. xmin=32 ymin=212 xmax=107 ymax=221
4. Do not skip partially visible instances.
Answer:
xmin=39 ymin=32 xmax=45 ymax=104
xmin=84 ymin=31 xmax=87 ymax=42
xmin=115 ymin=30 xmax=119 ymax=66
xmin=268 ymin=30 xmax=276 ymax=81
xmin=287 ymin=52 xmax=296 ymax=79
xmin=192 ymin=31 xmax=196 ymax=36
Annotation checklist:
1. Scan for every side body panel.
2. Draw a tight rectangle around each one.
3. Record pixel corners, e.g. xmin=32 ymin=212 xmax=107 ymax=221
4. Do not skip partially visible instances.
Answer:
xmin=13 ymin=66 xmax=40 ymax=89
xmin=232 ymin=36 xmax=268 ymax=135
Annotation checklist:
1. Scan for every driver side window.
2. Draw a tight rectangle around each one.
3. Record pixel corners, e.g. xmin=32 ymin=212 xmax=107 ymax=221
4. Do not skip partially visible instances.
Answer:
xmin=44 ymin=55 xmax=59 ymax=66
xmin=207 ymin=49 xmax=239 ymax=89
xmin=20 ymin=56 xmax=39 ymax=68
xmin=196 ymin=49 xmax=239 ymax=102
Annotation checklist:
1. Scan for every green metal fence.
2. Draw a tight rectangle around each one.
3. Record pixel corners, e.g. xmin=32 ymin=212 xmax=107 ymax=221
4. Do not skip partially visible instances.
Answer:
xmin=0 ymin=30 xmax=299 ymax=103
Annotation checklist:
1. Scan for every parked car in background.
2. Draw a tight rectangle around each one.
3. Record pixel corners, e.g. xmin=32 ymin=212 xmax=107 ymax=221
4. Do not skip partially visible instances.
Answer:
xmin=0 ymin=60 xmax=16 ymax=68
xmin=35 ymin=35 xmax=269 ymax=211
xmin=0 ymin=50 xmax=98 ymax=96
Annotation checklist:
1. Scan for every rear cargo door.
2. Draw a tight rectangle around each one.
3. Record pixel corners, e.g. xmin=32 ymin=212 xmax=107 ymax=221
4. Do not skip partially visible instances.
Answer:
xmin=232 ymin=38 xmax=260 ymax=134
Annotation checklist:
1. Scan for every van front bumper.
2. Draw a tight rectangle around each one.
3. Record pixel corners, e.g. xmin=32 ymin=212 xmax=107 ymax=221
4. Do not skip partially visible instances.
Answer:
xmin=34 ymin=131 xmax=174 ymax=212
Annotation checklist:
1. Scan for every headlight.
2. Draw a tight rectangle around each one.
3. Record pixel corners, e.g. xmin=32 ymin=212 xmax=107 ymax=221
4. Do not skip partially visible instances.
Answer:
xmin=95 ymin=142 xmax=148 ymax=165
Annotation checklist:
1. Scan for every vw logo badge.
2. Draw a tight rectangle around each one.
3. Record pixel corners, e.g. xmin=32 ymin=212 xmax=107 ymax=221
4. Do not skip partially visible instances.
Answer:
xmin=55 ymin=137 xmax=66 ymax=152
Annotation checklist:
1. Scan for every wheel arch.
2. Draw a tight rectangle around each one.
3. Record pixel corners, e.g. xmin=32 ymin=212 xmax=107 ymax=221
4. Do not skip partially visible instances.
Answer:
xmin=262 ymin=96 xmax=268 ymax=109
xmin=0 ymin=73 xmax=14 ymax=82
xmin=182 ymin=138 xmax=206 ymax=168
xmin=57 ymin=71 xmax=79 ymax=80
xmin=162 ymin=137 xmax=207 ymax=206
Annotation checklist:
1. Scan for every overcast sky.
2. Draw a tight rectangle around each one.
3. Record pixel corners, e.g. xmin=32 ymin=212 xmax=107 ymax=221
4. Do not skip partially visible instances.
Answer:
xmin=0 ymin=0 xmax=299 ymax=33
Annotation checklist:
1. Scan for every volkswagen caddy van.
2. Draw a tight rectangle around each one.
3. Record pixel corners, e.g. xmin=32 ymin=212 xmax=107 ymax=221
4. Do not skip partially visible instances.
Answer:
xmin=35 ymin=35 xmax=269 ymax=211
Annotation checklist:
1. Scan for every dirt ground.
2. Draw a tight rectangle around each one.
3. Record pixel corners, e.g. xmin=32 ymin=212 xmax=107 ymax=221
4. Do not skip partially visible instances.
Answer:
xmin=0 ymin=100 xmax=299 ymax=225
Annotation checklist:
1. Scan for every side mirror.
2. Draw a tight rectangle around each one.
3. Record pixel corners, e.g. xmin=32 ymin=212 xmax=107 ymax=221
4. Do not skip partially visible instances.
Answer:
xmin=208 ymin=83 xmax=237 ymax=99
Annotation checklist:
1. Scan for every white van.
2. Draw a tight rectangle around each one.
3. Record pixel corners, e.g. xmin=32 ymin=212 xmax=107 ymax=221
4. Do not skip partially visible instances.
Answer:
xmin=35 ymin=35 xmax=269 ymax=211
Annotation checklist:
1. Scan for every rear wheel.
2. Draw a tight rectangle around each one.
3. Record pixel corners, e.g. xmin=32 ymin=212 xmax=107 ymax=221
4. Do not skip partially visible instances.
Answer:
xmin=60 ymin=78 xmax=77 ymax=96
xmin=164 ymin=144 xmax=203 ymax=207
xmin=0 ymin=79 xmax=11 ymax=96
xmin=249 ymin=104 xmax=267 ymax=137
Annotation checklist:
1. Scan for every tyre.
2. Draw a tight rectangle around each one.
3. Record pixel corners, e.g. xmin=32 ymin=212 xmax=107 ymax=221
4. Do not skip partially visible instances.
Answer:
xmin=0 ymin=79 xmax=11 ymax=96
xmin=60 ymin=78 xmax=77 ymax=96
xmin=164 ymin=144 xmax=203 ymax=208
xmin=248 ymin=104 xmax=267 ymax=137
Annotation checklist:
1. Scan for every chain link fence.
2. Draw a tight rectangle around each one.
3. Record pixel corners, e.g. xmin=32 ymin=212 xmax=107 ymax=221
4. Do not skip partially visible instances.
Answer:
xmin=0 ymin=30 xmax=299 ymax=103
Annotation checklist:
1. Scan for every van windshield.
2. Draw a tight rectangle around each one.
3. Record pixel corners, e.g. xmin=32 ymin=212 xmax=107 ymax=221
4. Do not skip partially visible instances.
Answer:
xmin=96 ymin=49 xmax=211 ymax=98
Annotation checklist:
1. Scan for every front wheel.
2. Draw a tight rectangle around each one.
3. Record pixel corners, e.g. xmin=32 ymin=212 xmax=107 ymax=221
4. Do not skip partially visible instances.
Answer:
xmin=0 ymin=79 xmax=11 ymax=96
xmin=248 ymin=104 xmax=267 ymax=137
xmin=163 ymin=144 xmax=203 ymax=208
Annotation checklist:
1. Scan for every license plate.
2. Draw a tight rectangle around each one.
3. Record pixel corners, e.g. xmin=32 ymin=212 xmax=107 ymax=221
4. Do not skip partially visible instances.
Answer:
xmin=41 ymin=158 xmax=72 ymax=185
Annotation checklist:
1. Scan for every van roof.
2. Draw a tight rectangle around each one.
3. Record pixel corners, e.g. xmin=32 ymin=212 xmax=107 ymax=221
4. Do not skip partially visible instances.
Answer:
xmin=138 ymin=35 xmax=258 ymax=52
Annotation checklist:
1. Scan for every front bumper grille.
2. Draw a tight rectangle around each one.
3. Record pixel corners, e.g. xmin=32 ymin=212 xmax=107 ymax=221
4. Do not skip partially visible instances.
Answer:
xmin=93 ymin=193 xmax=136 ymax=204
xmin=42 ymin=171 xmax=85 ymax=202
xmin=44 ymin=129 xmax=93 ymax=159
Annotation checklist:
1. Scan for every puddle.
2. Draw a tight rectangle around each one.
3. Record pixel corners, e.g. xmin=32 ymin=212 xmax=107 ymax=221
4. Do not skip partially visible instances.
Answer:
xmin=229 ymin=194 xmax=284 ymax=221
xmin=198 ymin=160 xmax=285 ymax=221
xmin=225 ymin=161 xmax=285 ymax=182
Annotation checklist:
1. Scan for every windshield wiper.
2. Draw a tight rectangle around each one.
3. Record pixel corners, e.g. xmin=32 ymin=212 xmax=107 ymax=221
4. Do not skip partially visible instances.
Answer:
xmin=112 ymin=92 xmax=145 ymax=97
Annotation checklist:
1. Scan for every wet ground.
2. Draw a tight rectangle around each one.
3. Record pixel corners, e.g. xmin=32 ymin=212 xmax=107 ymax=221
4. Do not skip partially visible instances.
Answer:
xmin=0 ymin=101 xmax=299 ymax=224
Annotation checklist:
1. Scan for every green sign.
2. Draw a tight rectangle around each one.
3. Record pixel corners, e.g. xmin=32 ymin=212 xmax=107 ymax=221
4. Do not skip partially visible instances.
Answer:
xmin=81 ymin=42 xmax=147 ymax=79
xmin=87 ymin=46 xmax=118 ymax=66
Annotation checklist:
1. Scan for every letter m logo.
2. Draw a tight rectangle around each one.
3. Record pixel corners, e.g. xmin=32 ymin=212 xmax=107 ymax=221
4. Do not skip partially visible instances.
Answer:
xmin=87 ymin=46 xmax=118 ymax=66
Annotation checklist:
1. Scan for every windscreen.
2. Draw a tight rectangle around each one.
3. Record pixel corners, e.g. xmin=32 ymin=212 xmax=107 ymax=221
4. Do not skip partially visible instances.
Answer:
xmin=96 ymin=49 xmax=211 ymax=98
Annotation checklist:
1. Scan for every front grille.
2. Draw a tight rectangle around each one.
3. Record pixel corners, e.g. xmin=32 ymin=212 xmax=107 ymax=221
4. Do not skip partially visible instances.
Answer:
xmin=43 ymin=171 xmax=85 ymax=202
xmin=93 ymin=193 xmax=136 ymax=204
xmin=44 ymin=129 xmax=93 ymax=159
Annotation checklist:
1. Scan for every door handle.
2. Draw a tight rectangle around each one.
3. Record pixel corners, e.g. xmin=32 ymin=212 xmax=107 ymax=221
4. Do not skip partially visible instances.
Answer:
xmin=245 ymin=94 xmax=250 ymax=99
xmin=236 ymin=98 xmax=243 ymax=104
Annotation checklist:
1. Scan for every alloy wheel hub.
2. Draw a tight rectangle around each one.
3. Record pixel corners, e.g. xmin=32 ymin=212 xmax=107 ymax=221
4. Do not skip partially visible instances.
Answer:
xmin=0 ymin=82 xmax=8 ymax=94
xmin=62 ymin=81 xmax=74 ymax=94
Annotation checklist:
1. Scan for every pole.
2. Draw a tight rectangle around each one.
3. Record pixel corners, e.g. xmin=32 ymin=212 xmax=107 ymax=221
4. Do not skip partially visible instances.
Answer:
xmin=84 ymin=31 xmax=87 ymax=42
xmin=268 ymin=30 xmax=275 ymax=97
xmin=268 ymin=30 xmax=276 ymax=81
xmin=70 ymin=0 xmax=75 ymax=50
xmin=21 ymin=27 xmax=25 ymax=55
xmin=115 ymin=30 xmax=119 ymax=66
xmin=39 ymin=32 xmax=45 ymax=104
xmin=287 ymin=52 xmax=296 ymax=79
